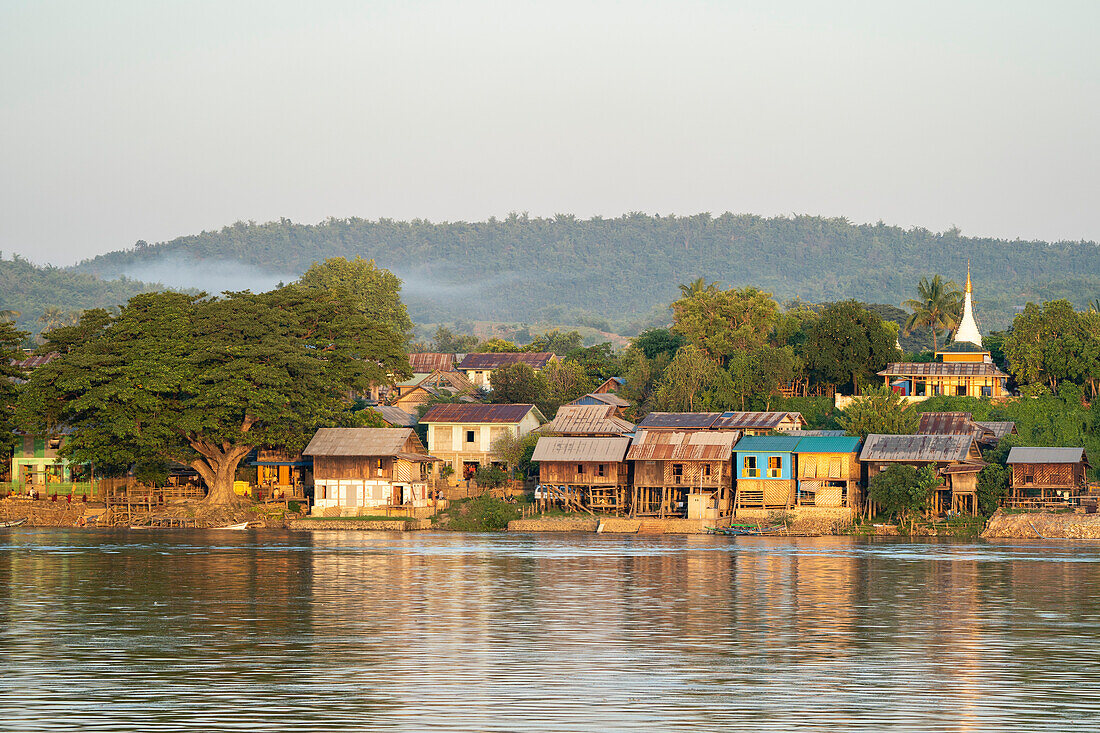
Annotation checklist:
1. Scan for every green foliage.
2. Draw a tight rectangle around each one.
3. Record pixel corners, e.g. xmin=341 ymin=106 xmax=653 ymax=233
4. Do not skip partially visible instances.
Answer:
xmin=671 ymin=286 xmax=778 ymax=365
xmin=654 ymin=345 xmax=718 ymax=411
xmin=491 ymin=431 xmax=541 ymax=478
xmin=297 ymin=256 xmax=413 ymax=345
xmin=439 ymin=495 xmax=520 ymax=532
xmin=1003 ymin=300 xmax=1100 ymax=399
xmin=489 ymin=363 xmax=547 ymax=405
xmin=0 ymin=320 xmax=28 ymax=454
xmin=563 ymin=342 xmax=622 ymax=384
xmin=472 ymin=465 xmax=509 ymax=489
xmin=804 ymin=300 xmax=899 ymax=392
xmin=633 ymin=328 xmax=685 ymax=360
xmin=868 ymin=464 xmax=937 ymax=522
xmin=527 ymin=329 xmax=583 ymax=356
xmin=431 ymin=326 xmax=479 ymax=353
xmin=977 ymin=462 xmax=1011 ymax=516
xmin=767 ymin=396 xmax=840 ymax=429
xmin=17 ymin=264 xmax=410 ymax=504
xmin=838 ymin=385 xmax=919 ymax=438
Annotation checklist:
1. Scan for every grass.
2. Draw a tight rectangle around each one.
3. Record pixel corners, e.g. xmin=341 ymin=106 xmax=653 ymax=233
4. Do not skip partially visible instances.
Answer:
xmin=435 ymin=495 xmax=522 ymax=532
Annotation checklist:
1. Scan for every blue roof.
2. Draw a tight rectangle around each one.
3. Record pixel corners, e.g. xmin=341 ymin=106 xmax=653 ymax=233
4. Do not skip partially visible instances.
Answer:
xmin=734 ymin=435 xmax=802 ymax=452
xmin=795 ymin=436 xmax=862 ymax=454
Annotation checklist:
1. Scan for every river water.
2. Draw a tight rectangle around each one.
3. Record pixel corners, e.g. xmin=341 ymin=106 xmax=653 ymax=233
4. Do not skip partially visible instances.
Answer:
xmin=1 ymin=530 xmax=1099 ymax=732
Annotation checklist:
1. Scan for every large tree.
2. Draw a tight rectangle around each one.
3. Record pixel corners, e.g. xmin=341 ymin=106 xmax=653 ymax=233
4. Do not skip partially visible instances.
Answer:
xmin=488 ymin=363 xmax=548 ymax=405
xmin=654 ymin=344 xmax=718 ymax=411
xmin=671 ymin=287 xmax=778 ymax=365
xmin=804 ymin=300 xmax=899 ymax=392
xmin=1003 ymin=300 xmax=1099 ymax=397
xmin=837 ymin=385 xmax=918 ymax=438
xmin=0 ymin=321 xmax=28 ymax=454
xmin=902 ymin=275 xmax=962 ymax=351
xmin=18 ymin=280 xmax=409 ymax=505
xmin=297 ymin=256 xmax=413 ymax=345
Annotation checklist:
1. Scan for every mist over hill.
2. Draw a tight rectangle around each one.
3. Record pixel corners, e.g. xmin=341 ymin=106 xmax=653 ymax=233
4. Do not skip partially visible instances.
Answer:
xmin=72 ymin=213 xmax=1100 ymax=334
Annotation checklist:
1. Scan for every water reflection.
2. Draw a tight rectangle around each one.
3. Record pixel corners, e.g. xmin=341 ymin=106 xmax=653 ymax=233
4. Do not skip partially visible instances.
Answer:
xmin=1 ymin=531 xmax=1099 ymax=731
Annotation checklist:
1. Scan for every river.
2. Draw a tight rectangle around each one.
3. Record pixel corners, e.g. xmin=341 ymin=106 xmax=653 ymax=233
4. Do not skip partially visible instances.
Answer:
xmin=1 ymin=530 xmax=1099 ymax=731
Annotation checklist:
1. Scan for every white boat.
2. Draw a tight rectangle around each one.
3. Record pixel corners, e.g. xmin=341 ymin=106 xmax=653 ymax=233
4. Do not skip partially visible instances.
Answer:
xmin=214 ymin=521 xmax=252 ymax=530
xmin=0 ymin=518 xmax=27 ymax=529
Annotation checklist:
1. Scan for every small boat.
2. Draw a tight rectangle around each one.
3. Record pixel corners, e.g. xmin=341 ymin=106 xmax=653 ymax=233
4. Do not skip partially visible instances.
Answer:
xmin=0 ymin=518 xmax=27 ymax=529
xmin=213 ymin=521 xmax=252 ymax=530
xmin=706 ymin=524 xmax=785 ymax=536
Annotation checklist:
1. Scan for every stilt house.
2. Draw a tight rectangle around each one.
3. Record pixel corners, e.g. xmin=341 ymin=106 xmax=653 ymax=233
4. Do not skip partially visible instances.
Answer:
xmin=532 ymin=436 xmax=632 ymax=513
xmin=626 ymin=430 xmax=740 ymax=518
xmin=1005 ymin=447 xmax=1091 ymax=506
xmin=733 ymin=435 xmax=801 ymax=510
xmin=793 ymin=436 xmax=863 ymax=511
xmin=860 ymin=434 xmax=985 ymax=515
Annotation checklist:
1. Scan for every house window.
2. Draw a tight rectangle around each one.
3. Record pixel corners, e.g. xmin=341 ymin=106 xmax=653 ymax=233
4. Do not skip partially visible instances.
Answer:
xmin=981 ymin=385 xmax=992 ymax=397
xmin=828 ymin=457 xmax=842 ymax=479
xmin=597 ymin=464 xmax=606 ymax=477
xmin=768 ymin=456 xmax=782 ymax=478
xmin=672 ymin=464 xmax=684 ymax=484
xmin=742 ymin=456 xmax=758 ymax=478
xmin=577 ymin=464 xmax=585 ymax=475
xmin=803 ymin=460 xmax=817 ymax=479
xmin=703 ymin=464 xmax=711 ymax=478
xmin=1024 ymin=474 xmax=1034 ymax=485
xmin=47 ymin=437 xmax=62 ymax=450
xmin=466 ymin=430 xmax=475 ymax=443
xmin=957 ymin=384 xmax=967 ymax=396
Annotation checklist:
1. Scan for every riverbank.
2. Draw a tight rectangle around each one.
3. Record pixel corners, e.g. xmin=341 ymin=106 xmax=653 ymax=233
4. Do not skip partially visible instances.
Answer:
xmin=982 ymin=509 xmax=1100 ymax=539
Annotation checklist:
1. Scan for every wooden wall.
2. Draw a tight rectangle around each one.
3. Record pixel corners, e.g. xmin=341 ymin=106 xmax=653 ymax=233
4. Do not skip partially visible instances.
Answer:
xmin=314 ymin=456 xmax=392 ymax=481
xmin=539 ymin=461 xmax=628 ymax=486
xmin=1011 ymin=463 xmax=1084 ymax=490
xmin=632 ymin=460 xmax=728 ymax=489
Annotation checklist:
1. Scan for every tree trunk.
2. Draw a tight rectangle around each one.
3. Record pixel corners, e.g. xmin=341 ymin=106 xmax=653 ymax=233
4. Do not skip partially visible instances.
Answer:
xmin=190 ymin=441 xmax=254 ymax=506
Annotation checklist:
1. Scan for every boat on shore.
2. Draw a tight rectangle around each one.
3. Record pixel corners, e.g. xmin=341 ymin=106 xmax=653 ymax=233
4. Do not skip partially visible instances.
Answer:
xmin=213 ymin=521 xmax=253 ymax=530
xmin=707 ymin=524 xmax=786 ymax=536
xmin=0 ymin=518 xmax=27 ymax=528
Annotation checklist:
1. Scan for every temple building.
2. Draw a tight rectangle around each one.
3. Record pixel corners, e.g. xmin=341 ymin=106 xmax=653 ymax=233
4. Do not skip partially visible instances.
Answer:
xmin=879 ymin=264 xmax=1009 ymax=398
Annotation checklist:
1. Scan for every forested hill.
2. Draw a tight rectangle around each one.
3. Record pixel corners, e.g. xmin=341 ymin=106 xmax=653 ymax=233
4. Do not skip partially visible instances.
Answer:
xmin=74 ymin=214 xmax=1100 ymax=332
xmin=0 ymin=255 xmax=157 ymax=336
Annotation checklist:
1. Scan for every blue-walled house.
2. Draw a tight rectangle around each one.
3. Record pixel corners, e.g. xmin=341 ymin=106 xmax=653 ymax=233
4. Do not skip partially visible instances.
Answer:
xmin=734 ymin=435 xmax=801 ymax=509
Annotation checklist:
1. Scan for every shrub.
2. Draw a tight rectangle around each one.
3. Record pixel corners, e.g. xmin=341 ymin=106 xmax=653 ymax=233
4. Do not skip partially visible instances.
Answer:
xmin=473 ymin=464 xmax=508 ymax=489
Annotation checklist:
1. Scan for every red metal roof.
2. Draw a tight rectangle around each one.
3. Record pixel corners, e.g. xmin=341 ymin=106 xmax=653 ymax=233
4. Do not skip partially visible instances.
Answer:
xmin=626 ymin=430 xmax=741 ymax=461
xmin=457 ymin=352 xmax=554 ymax=370
xmin=11 ymin=352 xmax=59 ymax=370
xmin=408 ymin=353 xmax=457 ymax=372
xmin=420 ymin=403 xmax=541 ymax=424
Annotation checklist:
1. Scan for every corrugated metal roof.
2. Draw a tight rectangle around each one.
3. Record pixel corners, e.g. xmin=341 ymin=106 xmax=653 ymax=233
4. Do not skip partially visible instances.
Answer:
xmin=626 ymin=429 xmax=740 ymax=461
xmin=637 ymin=412 xmax=722 ymax=429
xmin=570 ymin=392 xmax=631 ymax=409
xmin=712 ymin=411 xmax=805 ymax=430
xmin=532 ymin=436 xmax=631 ymax=462
xmin=976 ymin=421 xmax=1017 ymax=439
xmin=420 ymin=403 xmax=543 ymax=424
xmin=1006 ymin=447 xmax=1087 ymax=464
xmin=304 ymin=428 xmax=418 ymax=457
xmin=372 ymin=406 xmax=417 ymax=427
xmin=457 ymin=352 xmax=554 ymax=370
xmin=860 ymin=434 xmax=975 ymax=462
xmin=734 ymin=435 xmax=803 ymax=453
xmin=879 ymin=362 xmax=1007 ymax=377
xmin=917 ymin=412 xmax=996 ymax=439
xmin=408 ymin=353 xmax=457 ymax=372
xmin=538 ymin=405 xmax=635 ymax=436
xmin=11 ymin=352 xmax=59 ymax=370
xmin=795 ymin=436 xmax=862 ymax=454
xmin=787 ymin=430 xmax=847 ymax=437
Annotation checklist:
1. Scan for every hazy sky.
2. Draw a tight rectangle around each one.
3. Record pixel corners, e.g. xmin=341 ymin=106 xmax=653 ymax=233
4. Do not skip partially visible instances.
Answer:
xmin=2 ymin=0 xmax=1098 ymax=266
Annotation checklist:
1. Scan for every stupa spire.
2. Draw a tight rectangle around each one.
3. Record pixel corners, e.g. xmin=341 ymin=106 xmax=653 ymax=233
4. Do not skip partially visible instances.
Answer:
xmin=953 ymin=260 xmax=982 ymax=347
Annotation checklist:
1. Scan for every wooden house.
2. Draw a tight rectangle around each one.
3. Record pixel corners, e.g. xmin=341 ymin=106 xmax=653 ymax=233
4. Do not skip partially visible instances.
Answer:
xmin=733 ymin=435 xmax=801 ymax=510
xmin=880 ymin=343 xmax=1008 ymax=398
xmin=250 ymin=450 xmax=312 ymax=498
xmin=389 ymin=370 xmax=476 ymax=412
xmin=626 ymin=429 xmax=740 ymax=518
xmin=793 ymin=436 xmax=862 ymax=511
xmin=1005 ymin=447 xmax=1091 ymax=506
xmin=537 ymin=404 xmax=635 ymax=437
xmin=637 ymin=411 xmax=805 ymax=435
xmin=304 ymin=428 xmax=439 ymax=515
xmin=407 ymin=352 xmax=459 ymax=373
xmin=567 ymin=392 xmax=631 ymax=416
xmin=421 ymin=403 xmax=545 ymax=481
xmin=593 ymin=376 xmax=625 ymax=394
xmin=860 ymin=434 xmax=985 ymax=515
xmin=370 ymin=405 xmax=418 ymax=428
xmin=9 ymin=433 xmax=94 ymax=496
xmin=457 ymin=352 xmax=555 ymax=389
xmin=532 ymin=436 xmax=631 ymax=513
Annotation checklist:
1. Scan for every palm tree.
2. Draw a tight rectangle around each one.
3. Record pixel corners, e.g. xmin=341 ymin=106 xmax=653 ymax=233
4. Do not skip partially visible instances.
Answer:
xmin=902 ymin=275 xmax=963 ymax=352
xmin=678 ymin=277 xmax=720 ymax=298
xmin=0 ymin=308 xmax=20 ymax=322
xmin=39 ymin=306 xmax=66 ymax=332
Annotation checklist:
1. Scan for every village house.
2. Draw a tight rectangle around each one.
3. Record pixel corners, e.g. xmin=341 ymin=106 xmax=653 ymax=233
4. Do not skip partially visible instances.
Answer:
xmin=249 ymin=449 xmax=312 ymax=499
xmin=860 ymin=434 xmax=985 ymax=516
xmin=637 ymin=411 xmax=805 ymax=435
xmin=457 ymin=352 xmax=555 ymax=389
xmin=389 ymin=370 xmax=477 ymax=413
xmin=793 ymin=436 xmax=863 ymax=512
xmin=536 ymin=404 xmax=635 ymax=437
xmin=421 ymin=403 xmax=545 ymax=481
xmin=733 ymin=435 xmax=801 ymax=510
xmin=626 ymin=429 xmax=740 ymax=518
xmin=592 ymin=376 xmax=626 ymax=394
xmin=916 ymin=411 xmax=1018 ymax=449
xmin=532 ymin=436 xmax=631 ymax=513
xmin=567 ymin=391 xmax=631 ymax=416
xmin=304 ymin=428 xmax=438 ymax=516
xmin=8 ymin=433 xmax=94 ymax=496
xmin=370 ymin=405 xmax=419 ymax=428
xmin=1005 ymin=447 xmax=1091 ymax=507
xmin=407 ymin=352 xmax=460 ymax=374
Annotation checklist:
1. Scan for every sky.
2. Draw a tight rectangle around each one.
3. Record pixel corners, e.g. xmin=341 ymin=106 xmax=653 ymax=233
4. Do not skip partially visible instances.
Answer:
xmin=2 ymin=0 xmax=1098 ymax=266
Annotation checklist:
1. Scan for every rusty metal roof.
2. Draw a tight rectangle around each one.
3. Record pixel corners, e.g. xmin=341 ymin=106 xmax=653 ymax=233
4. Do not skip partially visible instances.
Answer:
xmin=878 ymin=362 xmax=1007 ymax=377
xmin=532 ymin=436 xmax=631 ymax=463
xmin=712 ymin=411 xmax=805 ymax=430
xmin=420 ymin=403 xmax=543 ymax=424
xmin=408 ymin=353 xmax=457 ymax=372
xmin=975 ymin=421 xmax=1017 ymax=439
xmin=626 ymin=429 xmax=741 ymax=461
xmin=860 ymin=434 xmax=976 ymax=463
xmin=372 ymin=406 xmax=418 ymax=427
xmin=637 ymin=412 xmax=722 ymax=430
xmin=304 ymin=428 xmax=422 ymax=457
xmin=917 ymin=412 xmax=995 ymax=439
xmin=457 ymin=352 xmax=554 ymax=370
xmin=1006 ymin=447 xmax=1088 ymax=465
xmin=11 ymin=352 xmax=59 ymax=370
xmin=537 ymin=405 xmax=635 ymax=436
